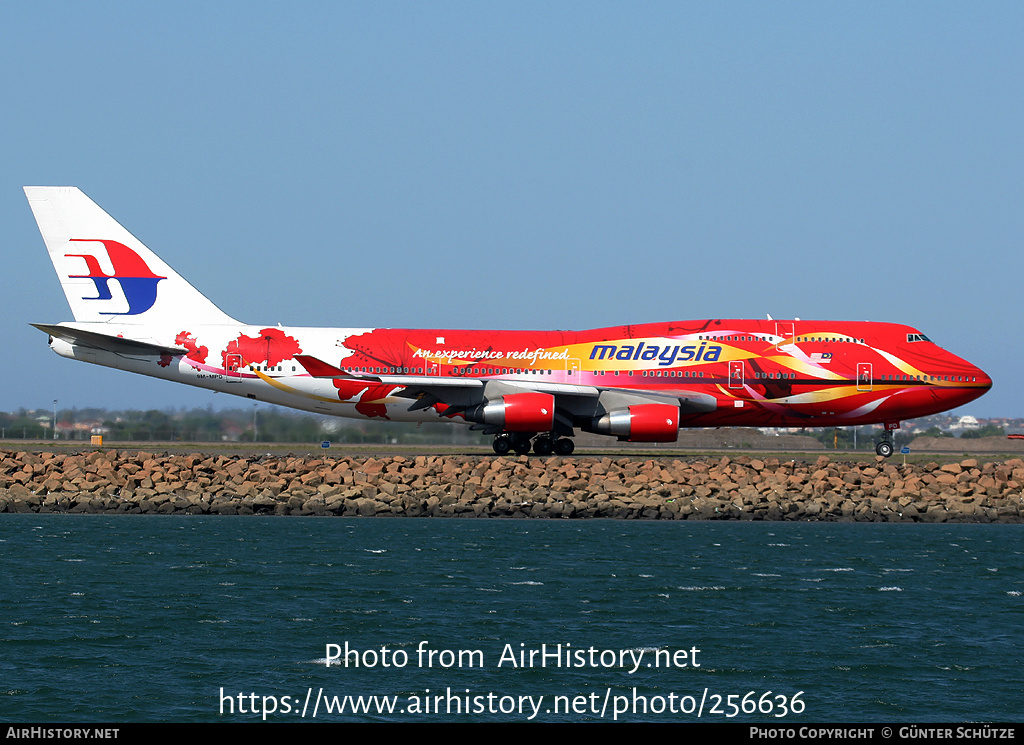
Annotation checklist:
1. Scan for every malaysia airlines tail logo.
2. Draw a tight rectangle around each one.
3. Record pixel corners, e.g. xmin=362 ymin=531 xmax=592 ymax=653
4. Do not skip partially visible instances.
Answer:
xmin=65 ymin=239 xmax=167 ymax=315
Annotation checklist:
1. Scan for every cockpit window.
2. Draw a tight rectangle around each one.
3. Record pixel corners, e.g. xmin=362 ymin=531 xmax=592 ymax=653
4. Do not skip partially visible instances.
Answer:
xmin=907 ymin=333 xmax=931 ymax=343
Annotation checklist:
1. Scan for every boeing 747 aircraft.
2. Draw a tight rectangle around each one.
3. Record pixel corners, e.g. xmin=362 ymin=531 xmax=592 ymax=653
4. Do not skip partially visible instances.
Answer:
xmin=25 ymin=187 xmax=991 ymax=456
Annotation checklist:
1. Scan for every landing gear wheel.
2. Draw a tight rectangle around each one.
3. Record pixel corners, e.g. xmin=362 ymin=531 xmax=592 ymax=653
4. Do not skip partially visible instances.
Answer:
xmin=876 ymin=441 xmax=894 ymax=458
xmin=553 ymin=438 xmax=575 ymax=456
xmin=533 ymin=437 xmax=554 ymax=456
xmin=492 ymin=435 xmax=512 ymax=455
xmin=511 ymin=436 xmax=532 ymax=456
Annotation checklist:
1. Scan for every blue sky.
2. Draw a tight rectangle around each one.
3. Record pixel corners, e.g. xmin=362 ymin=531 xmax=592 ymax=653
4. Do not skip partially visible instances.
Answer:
xmin=1 ymin=2 xmax=1020 ymax=418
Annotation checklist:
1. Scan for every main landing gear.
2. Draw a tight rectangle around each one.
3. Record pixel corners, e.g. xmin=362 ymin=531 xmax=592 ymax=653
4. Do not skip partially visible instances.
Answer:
xmin=492 ymin=433 xmax=575 ymax=456
xmin=491 ymin=433 xmax=531 ymax=456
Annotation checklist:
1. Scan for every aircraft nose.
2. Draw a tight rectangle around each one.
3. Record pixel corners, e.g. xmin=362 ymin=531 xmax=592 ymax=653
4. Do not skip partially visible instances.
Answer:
xmin=974 ymin=365 xmax=993 ymax=392
xmin=956 ymin=360 xmax=992 ymax=407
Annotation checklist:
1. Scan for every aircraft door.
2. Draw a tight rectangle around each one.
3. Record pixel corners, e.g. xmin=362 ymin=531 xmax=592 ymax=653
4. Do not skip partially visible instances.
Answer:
xmin=567 ymin=358 xmax=582 ymax=377
xmin=774 ymin=322 xmax=795 ymax=349
xmin=857 ymin=363 xmax=872 ymax=392
xmin=728 ymin=360 xmax=745 ymax=389
xmin=225 ymin=353 xmax=242 ymax=383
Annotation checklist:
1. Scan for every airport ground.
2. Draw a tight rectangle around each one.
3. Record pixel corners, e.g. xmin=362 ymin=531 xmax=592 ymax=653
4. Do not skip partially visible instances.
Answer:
xmin=3 ymin=429 xmax=1022 ymax=466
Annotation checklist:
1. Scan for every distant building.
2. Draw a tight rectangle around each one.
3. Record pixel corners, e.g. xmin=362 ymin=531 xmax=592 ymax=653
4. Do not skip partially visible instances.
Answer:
xmin=948 ymin=415 xmax=980 ymax=433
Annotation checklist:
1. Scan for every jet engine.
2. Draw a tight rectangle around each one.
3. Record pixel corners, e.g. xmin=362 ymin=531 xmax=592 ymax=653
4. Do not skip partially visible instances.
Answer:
xmin=464 ymin=391 xmax=555 ymax=432
xmin=592 ymin=403 xmax=680 ymax=442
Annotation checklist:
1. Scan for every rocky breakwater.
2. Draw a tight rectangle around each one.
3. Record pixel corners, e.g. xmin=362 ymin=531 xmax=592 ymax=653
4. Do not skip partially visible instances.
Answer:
xmin=1 ymin=449 xmax=1023 ymax=522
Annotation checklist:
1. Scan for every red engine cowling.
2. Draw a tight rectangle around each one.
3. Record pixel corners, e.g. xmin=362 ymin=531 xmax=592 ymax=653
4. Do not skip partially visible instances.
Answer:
xmin=476 ymin=392 xmax=555 ymax=432
xmin=594 ymin=403 xmax=679 ymax=442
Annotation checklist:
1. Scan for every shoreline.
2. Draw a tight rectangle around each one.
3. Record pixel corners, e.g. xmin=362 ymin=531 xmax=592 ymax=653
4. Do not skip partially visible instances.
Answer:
xmin=2 ymin=448 xmax=1022 ymax=522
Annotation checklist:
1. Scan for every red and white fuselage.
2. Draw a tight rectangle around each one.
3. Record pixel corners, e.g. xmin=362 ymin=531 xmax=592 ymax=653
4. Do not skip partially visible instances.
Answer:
xmin=26 ymin=187 xmax=991 ymax=454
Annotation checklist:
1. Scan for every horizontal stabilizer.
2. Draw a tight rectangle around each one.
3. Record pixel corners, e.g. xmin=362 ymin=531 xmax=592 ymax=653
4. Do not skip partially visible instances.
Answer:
xmin=32 ymin=323 xmax=187 ymax=356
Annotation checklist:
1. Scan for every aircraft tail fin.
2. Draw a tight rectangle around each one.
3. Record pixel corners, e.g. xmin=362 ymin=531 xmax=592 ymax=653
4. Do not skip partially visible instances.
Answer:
xmin=25 ymin=186 xmax=239 ymax=326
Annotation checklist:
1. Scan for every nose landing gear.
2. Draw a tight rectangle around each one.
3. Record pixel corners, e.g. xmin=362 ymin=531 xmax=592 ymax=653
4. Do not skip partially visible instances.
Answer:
xmin=875 ymin=421 xmax=900 ymax=458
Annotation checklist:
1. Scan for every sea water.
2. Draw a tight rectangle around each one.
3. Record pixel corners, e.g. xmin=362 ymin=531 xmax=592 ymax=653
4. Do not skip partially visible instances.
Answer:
xmin=0 ymin=515 xmax=1020 ymax=722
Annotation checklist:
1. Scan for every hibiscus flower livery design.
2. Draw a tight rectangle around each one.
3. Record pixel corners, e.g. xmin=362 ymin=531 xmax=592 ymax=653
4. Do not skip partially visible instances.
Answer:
xmin=158 ymin=330 xmax=209 ymax=368
xmin=176 ymin=331 xmax=208 ymax=364
xmin=222 ymin=328 xmax=302 ymax=369
xmin=332 ymin=378 xmax=397 ymax=419
xmin=401 ymin=328 xmax=572 ymax=376
xmin=334 ymin=329 xmax=415 ymax=419
xmin=332 ymin=328 xmax=576 ymax=420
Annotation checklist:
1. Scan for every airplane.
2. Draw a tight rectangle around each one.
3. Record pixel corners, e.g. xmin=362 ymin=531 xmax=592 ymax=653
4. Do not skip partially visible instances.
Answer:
xmin=25 ymin=186 xmax=992 ymax=457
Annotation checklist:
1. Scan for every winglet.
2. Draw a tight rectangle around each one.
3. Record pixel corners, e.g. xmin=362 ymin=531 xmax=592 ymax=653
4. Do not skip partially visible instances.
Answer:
xmin=295 ymin=354 xmax=347 ymax=377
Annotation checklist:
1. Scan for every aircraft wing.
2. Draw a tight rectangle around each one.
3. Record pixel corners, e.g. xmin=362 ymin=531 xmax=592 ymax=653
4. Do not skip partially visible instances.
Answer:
xmin=32 ymin=323 xmax=188 ymax=356
xmin=295 ymin=354 xmax=599 ymax=394
xmin=294 ymin=354 xmax=715 ymax=415
xmin=295 ymin=354 xmax=487 ymax=388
